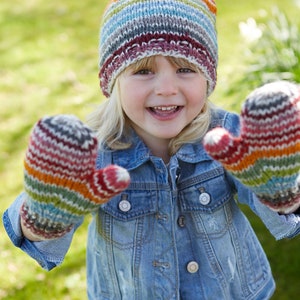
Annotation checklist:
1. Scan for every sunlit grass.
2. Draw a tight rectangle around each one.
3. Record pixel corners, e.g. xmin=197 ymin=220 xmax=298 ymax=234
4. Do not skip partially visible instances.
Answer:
xmin=1 ymin=1 xmax=299 ymax=299
xmin=213 ymin=0 xmax=300 ymax=110
xmin=225 ymin=6 xmax=300 ymax=108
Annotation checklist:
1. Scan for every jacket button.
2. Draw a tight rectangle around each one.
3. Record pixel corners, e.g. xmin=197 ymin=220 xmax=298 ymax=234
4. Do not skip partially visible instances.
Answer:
xmin=199 ymin=192 xmax=211 ymax=205
xmin=187 ymin=261 xmax=199 ymax=274
xmin=177 ymin=215 xmax=186 ymax=228
xmin=119 ymin=200 xmax=131 ymax=212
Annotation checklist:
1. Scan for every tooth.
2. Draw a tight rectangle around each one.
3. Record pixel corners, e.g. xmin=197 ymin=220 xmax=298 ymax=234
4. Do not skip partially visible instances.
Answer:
xmin=153 ymin=106 xmax=177 ymax=111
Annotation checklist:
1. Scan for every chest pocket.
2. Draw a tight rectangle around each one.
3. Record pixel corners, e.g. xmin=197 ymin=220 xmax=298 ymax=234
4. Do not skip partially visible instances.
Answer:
xmin=96 ymin=186 xmax=158 ymax=250
xmin=178 ymin=167 xmax=235 ymax=237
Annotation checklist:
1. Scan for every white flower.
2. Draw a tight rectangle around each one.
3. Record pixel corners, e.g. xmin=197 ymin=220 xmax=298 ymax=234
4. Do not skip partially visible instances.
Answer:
xmin=239 ymin=18 xmax=262 ymax=43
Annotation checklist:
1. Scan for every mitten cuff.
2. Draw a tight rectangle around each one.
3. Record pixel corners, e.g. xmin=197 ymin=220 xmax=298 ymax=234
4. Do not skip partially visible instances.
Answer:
xmin=259 ymin=194 xmax=300 ymax=214
xmin=20 ymin=203 xmax=74 ymax=240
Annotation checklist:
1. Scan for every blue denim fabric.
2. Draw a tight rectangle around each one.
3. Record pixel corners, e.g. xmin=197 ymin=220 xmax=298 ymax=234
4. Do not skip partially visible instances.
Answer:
xmin=3 ymin=109 xmax=300 ymax=300
xmin=2 ymin=193 xmax=82 ymax=270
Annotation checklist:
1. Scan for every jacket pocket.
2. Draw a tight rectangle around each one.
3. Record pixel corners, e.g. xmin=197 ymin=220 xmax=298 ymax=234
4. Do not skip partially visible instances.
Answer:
xmin=96 ymin=189 xmax=157 ymax=250
xmin=178 ymin=167 xmax=234 ymax=237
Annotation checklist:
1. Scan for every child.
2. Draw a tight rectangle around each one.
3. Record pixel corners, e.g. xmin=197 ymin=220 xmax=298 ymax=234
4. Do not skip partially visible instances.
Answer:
xmin=3 ymin=0 xmax=300 ymax=299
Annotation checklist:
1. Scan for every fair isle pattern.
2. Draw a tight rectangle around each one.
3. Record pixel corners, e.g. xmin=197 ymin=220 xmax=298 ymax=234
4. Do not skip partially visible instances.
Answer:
xmin=21 ymin=115 xmax=130 ymax=239
xmin=203 ymin=81 xmax=300 ymax=213
xmin=99 ymin=0 xmax=217 ymax=97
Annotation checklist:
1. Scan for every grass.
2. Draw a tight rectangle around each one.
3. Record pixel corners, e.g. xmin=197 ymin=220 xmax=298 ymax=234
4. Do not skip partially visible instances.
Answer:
xmin=0 ymin=0 xmax=299 ymax=299
xmin=224 ymin=5 xmax=300 ymax=105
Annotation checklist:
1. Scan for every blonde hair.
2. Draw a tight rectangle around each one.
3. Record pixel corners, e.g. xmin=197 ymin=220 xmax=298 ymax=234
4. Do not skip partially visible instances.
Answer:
xmin=87 ymin=56 xmax=212 ymax=156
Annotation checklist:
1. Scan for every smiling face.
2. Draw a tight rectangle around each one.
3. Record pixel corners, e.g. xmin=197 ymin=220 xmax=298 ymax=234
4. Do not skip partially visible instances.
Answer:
xmin=119 ymin=55 xmax=208 ymax=158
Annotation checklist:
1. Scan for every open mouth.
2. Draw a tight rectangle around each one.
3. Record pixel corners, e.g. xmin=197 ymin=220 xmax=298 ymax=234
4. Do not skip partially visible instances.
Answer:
xmin=150 ymin=105 xmax=182 ymax=113
xmin=147 ymin=105 xmax=183 ymax=120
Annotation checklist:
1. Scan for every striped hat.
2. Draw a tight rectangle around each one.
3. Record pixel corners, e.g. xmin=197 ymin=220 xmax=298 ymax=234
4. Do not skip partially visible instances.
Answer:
xmin=99 ymin=0 xmax=218 ymax=97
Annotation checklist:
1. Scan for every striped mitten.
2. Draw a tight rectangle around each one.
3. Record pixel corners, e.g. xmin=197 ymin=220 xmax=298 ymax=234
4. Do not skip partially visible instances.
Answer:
xmin=203 ymin=81 xmax=300 ymax=214
xmin=20 ymin=115 xmax=130 ymax=239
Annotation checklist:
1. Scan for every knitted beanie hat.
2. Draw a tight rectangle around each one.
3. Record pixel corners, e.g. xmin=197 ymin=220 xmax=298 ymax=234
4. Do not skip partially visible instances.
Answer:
xmin=99 ymin=0 xmax=218 ymax=98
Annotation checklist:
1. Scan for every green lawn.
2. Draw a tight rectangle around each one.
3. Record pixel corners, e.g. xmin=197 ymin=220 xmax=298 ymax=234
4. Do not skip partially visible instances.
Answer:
xmin=0 ymin=0 xmax=299 ymax=299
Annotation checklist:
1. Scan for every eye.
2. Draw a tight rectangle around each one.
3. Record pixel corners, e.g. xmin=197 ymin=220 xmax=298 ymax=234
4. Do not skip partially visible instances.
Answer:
xmin=177 ymin=68 xmax=196 ymax=74
xmin=134 ymin=68 xmax=153 ymax=75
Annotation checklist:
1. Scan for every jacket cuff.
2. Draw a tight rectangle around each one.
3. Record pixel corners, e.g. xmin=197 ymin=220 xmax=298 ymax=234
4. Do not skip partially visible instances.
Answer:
xmin=253 ymin=196 xmax=300 ymax=240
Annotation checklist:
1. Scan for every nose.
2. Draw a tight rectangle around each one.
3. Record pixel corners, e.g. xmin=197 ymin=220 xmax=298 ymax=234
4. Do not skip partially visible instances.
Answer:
xmin=155 ymin=71 xmax=178 ymax=96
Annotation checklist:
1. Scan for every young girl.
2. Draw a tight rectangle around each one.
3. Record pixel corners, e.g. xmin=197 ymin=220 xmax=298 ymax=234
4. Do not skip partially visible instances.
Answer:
xmin=3 ymin=1 xmax=300 ymax=299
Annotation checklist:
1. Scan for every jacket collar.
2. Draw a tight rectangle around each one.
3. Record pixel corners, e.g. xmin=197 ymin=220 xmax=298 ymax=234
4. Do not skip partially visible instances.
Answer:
xmin=111 ymin=133 xmax=151 ymax=170
xmin=111 ymin=131 xmax=211 ymax=170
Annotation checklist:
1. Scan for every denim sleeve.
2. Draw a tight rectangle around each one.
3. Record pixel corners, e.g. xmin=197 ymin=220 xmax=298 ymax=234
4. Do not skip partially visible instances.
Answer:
xmin=2 ymin=193 xmax=83 ymax=271
xmin=230 ymin=175 xmax=300 ymax=240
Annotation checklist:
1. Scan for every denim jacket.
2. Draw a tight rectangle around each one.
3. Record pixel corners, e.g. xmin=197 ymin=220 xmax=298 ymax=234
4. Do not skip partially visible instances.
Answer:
xmin=3 ymin=109 xmax=300 ymax=300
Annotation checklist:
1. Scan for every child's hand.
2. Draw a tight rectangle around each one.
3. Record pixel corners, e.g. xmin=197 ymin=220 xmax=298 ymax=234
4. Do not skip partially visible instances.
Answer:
xmin=20 ymin=115 xmax=130 ymax=240
xmin=203 ymin=81 xmax=300 ymax=214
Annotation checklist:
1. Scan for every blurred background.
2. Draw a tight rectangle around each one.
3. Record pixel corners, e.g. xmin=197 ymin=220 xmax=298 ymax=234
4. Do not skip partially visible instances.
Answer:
xmin=0 ymin=0 xmax=299 ymax=299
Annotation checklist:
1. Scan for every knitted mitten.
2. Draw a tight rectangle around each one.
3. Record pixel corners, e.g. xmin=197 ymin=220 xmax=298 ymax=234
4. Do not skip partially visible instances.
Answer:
xmin=20 ymin=115 xmax=130 ymax=239
xmin=203 ymin=81 xmax=300 ymax=214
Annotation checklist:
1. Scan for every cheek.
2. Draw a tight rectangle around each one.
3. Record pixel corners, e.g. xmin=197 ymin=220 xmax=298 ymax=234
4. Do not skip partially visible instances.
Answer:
xmin=120 ymin=81 xmax=149 ymax=121
xmin=119 ymin=82 xmax=136 ymax=111
xmin=121 ymin=98 xmax=137 ymax=122
xmin=120 ymin=78 xmax=144 ymax=106
xmin=189 ymin=92 xmax=206 ymax=112
xmin=189 ymin=80 xmax=207 ymax=110
xmin=120 ymin=90 xmax=143 ymax=123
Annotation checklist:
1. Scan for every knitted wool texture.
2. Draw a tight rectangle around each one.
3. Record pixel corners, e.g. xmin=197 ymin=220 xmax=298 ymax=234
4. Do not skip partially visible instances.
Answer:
xmin=21 ymin=115 xmax=130 ymax=239
xmin=99 ymin=0 xmax=217 ymax=97
xmin=203 ymin=81 xmax=300 ymax=214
